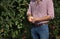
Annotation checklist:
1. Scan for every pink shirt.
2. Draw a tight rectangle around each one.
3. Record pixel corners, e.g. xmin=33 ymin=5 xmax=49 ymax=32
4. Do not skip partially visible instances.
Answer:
xmin=27 ymin=0 xmax=54 ymax=24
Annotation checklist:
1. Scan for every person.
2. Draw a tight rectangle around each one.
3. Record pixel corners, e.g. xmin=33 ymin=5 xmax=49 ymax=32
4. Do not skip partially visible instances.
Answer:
xmin=27 ymin=0 xmax=54 ymax=39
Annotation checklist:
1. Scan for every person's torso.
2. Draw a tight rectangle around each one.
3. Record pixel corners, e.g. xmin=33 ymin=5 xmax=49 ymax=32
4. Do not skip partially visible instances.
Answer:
xmin=30 ymin=0 xmax=49 ymax=24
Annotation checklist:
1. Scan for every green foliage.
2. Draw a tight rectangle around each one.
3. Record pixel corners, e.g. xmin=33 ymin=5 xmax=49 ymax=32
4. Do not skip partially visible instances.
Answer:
xmin=49 ymin=0 xmax=60 ymax=36
xmin=0 ymin=0 xmax=30 ymax=39
xmin=0 ymin=0 xmax=60 ymax=39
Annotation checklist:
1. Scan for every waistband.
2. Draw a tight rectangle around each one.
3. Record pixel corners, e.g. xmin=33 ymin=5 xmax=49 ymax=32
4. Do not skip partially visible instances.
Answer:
xmin=33 ymin=23 xmax=48 ymax=27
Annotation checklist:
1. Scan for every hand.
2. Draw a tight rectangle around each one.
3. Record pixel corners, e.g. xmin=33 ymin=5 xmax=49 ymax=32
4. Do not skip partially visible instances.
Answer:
xmin=28 ymin=17 xmax=39 ymax=23
xmin=28 ymin=16 xmax=33 ymax=22
xmin=28 ymin=16 xmax=39 ymax=23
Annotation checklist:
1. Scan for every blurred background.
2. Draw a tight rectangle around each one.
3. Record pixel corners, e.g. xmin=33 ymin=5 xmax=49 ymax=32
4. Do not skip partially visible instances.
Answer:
xmin=0 ymin=0 xmax=60 ymax=39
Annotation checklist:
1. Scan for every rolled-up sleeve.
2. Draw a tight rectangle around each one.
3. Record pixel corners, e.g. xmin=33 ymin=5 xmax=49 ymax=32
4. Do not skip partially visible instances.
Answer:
xmin=27 ymin=4 xmax=32 ymax=16
xmin=47 ymin=0 xmax=54 ymax=19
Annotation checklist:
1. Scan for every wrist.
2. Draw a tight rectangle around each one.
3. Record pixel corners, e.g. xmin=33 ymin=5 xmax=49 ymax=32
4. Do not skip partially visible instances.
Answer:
xmin=35 ymin=18 xmax=41 ymax=22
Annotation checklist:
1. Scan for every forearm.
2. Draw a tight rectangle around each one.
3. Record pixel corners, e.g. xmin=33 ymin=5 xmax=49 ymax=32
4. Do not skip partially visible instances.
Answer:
xmin=36 ymin=15 xmax=51 ymax=21
xmin=27 ymin=13 xmax=32 ymax=17
xmin=27 ymin=13 xmax=32 ymax=19
xmin=27 ymin=13 xmax=33 ymax=22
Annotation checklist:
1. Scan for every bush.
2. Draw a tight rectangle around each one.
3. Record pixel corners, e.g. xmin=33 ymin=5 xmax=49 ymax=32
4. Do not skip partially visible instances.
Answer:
xmin=0 ymin=0 xmax=29 ymax=39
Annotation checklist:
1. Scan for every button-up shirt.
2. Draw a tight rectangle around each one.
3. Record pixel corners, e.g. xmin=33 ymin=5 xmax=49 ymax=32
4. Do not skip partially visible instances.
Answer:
xmin=27 ymin=0 xmax=54 ymax=24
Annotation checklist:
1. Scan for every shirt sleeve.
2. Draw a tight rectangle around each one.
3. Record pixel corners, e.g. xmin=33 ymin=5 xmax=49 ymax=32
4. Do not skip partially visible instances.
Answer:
xmin=27 ymin=4 xmax=32 ymax=16
xmin=47 ymin=0 xmax=54 ymax=19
